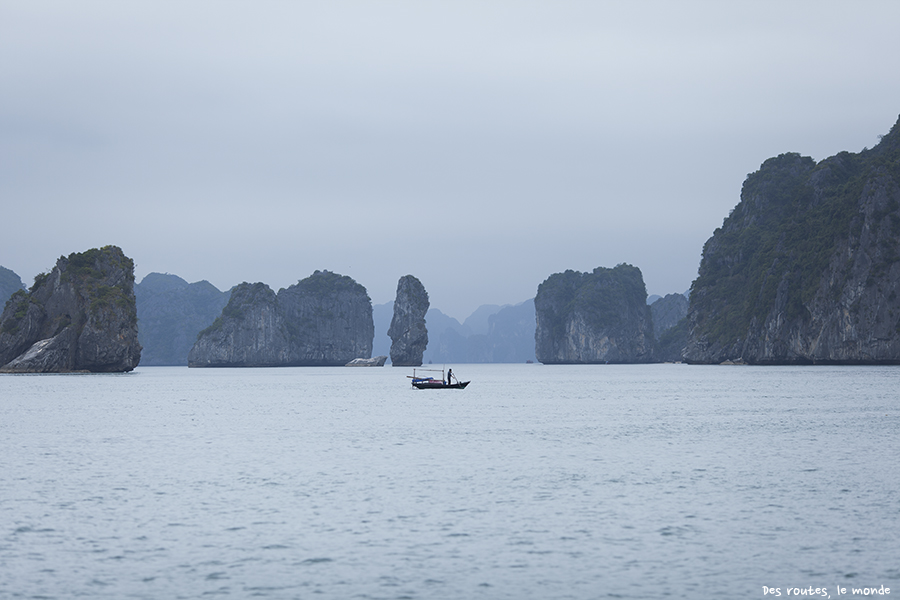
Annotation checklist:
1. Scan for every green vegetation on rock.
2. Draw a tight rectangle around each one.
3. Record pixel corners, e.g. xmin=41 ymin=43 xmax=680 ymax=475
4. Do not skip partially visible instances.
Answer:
xmin=0 ymin=290 xmax=30 ymax=335
xmin=199 ymin=282 xmax=271 ymax=338
xmin=292 ymin=270 xmax=370 ymax=300
xmin=535 ymin=263 xmax=654 ymax=364
xmin=537 ymin=264 xmax=648 ymax=339
xmin=56 ymin=246 xmax=139 ymax=325
xmin=189 ymin=271 xmax=373 ymax=367
xmin=0 ymin=245 xmax=141 ymax=372
xmin=686 ymin=115 xmax=900 ymax=364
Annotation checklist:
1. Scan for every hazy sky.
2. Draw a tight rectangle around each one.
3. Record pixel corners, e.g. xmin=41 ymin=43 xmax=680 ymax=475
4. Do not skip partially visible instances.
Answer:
xmin=2 ymin=1 xmax=899 ymax=320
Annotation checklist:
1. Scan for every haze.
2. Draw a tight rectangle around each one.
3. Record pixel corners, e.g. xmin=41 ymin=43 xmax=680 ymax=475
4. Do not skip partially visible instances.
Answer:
xmin=2 ymin=1 xmax=899 ymax=320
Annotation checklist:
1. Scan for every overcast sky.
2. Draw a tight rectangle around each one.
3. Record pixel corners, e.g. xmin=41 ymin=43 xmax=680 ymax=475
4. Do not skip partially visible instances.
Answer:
xmin=2 ymin=1 xmax=899 ymax=320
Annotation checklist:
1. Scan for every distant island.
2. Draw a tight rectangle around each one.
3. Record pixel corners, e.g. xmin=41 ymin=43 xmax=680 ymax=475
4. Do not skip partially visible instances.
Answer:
xmin=135 ymin=273 xmax=230 ymax=365
xmin=0 ymin=261 xmax=689 ymax=368
xmin=5 ymin=116 xmax=897 ymax=368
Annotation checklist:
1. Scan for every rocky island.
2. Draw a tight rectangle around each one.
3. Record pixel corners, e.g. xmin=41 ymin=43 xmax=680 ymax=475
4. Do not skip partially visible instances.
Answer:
xmin=534 ymin=264 xmax=654 ymax=364
xmin=135 ymin=273 xmax=230 ymax=365
xmin=0 ymin=246 xmax=142 ymax=372
xmin=685 ymin=115 xmax=900 ymax=364
xmin=188 ymin=270 xmax=374 ymax=367
xmin=388 ymin=275 xmax=429 ymax=366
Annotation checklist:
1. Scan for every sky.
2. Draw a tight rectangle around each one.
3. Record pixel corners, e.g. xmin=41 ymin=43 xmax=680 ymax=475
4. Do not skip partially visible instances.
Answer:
xmin=2 ymin=1 xmax=900 ymax=321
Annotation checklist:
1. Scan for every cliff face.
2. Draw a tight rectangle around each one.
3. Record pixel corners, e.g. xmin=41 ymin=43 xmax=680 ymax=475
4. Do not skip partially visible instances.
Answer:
xmin=278 ymin=271 xmax=374 ymax=364
xmin=388 ymin=275 xmax=429 ymax=366
xmin=187 ymin=282 xmax=290 ymax=367
xmin=685 ymin=115 xmax=900 ymax=364
xmin=534 ymin=264 xmax=654 ymax=364
xmin=0 ymin=246 xmax=141 ymax=372
xmin=135 ymin=273 xmax=230 ymax=365
xmin=188 ymin=270 xmax=373 ymax=367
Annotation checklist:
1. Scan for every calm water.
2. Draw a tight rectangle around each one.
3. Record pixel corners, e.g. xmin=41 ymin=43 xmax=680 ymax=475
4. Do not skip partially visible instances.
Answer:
xmin=1 ymin=364 xmax=898 ymax=599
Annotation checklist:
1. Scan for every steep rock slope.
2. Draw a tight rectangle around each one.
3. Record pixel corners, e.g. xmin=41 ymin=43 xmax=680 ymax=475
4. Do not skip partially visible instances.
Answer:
xmin=188 ymin=282 xmax=290 ymax=367
xmin=388 ymin=275 xmax=429 ymax=366
xmin=535 ymin=264 xmax=654 ymax=364
xmin=278 ymin=270 xmax=374 ymax=364
xmin=0 ymin=246 xmax=141 ymax=372
xmin=188 ymin=270 xmax=373 ymax=367
xmin=685 ymin=115 xmax=900 ymax=364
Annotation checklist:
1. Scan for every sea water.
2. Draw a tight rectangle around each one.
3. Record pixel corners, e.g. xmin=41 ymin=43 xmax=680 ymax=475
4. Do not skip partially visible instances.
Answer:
xmin=1 ymin=364 xmax=898 ymax=599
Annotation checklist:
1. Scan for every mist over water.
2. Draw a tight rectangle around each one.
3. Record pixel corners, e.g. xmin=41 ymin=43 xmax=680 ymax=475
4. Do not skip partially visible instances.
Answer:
xmin=2 ymin=365 xmax=898 ymax=598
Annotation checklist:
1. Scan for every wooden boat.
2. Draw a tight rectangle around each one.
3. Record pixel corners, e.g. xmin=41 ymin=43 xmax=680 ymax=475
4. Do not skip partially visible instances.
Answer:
xmin=411 ymin=378 xmax=470 ymax=389
xmin=408 ymin=368 xmax=470 ymax=389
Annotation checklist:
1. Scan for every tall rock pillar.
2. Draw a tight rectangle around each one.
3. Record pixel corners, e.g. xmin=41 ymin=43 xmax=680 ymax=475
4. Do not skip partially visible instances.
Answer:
xmin=388 ymin=275 xmax=429 ymax=366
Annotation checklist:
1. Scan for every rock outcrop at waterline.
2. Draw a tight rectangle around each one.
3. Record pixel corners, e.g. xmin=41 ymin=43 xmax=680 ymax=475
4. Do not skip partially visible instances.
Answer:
xmin=346 ymin=355 xmax=388 ymax=366
xmin=684 ymin=115 xmax=900 ymax=364
xmin=388 ymin=275 xmax=429 ymax=366
xmin=188 ymin=270 xmax=374 ymax=367
xmin=534 ymin=264 xmax=654 ymax=364
xmin=0 ymin=246 xmax=142 ymax=373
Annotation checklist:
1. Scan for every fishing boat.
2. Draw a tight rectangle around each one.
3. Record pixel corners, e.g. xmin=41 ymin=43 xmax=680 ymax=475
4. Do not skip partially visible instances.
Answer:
xmin=408 ymin=368 xmax=470 ymax=389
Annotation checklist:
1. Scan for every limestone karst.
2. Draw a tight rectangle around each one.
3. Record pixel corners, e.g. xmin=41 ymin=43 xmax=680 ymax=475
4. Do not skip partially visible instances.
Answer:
xmin=0 ymin=246 xmax=142 ymax=373
xmin=388 ymin=275 xmax=429 ymax=367
xmin=685 ymin=115 xmax=900 ymax=364
xmin=534 ymin=264 xmax=654 ymax=364
xmin=188 ymin=270 xmax=373 ymax=367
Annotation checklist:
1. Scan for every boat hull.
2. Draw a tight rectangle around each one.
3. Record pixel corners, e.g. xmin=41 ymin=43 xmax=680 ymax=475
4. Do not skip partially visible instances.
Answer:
xmin=412 ymin=380 xmax=470 ymax=390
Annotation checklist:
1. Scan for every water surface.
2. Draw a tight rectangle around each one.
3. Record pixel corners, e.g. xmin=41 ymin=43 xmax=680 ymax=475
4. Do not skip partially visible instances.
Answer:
xmin=2 ymin=364 xmax=898 ymax=598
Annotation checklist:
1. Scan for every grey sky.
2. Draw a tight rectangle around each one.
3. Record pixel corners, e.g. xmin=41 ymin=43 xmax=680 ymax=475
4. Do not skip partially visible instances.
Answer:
xmin=2 ymin=1 xmax=899 ymax=320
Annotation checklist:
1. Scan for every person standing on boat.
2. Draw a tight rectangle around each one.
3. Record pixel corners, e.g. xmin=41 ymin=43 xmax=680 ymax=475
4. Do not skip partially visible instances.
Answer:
xmin=447 ymin=369 xmax=453 ymax=385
